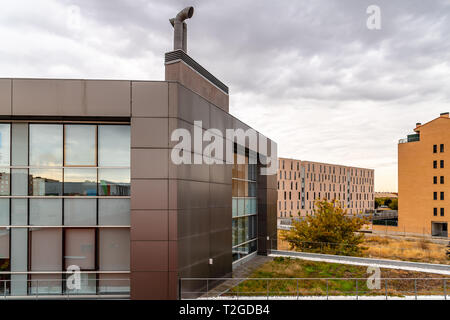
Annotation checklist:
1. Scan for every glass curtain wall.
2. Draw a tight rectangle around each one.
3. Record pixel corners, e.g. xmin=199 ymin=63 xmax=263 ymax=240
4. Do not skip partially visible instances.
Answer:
xmin=232 ymin=147 xmax=258 ymax=262
xmin=0 ymin=122 xmax=130 ymax=296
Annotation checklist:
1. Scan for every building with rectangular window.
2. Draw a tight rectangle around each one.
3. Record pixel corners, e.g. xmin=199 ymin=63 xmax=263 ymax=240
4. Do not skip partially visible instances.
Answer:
xmin=277 ymin=158 xmax=374 ymax=217
xmin=397 ymin=113 xmax=449 ymax=237
xmin=0 ymin=17 xmax=277 ymax=298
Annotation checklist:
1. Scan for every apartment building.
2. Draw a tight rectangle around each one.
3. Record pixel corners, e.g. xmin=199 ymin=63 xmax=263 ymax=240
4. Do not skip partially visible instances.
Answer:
xmin=277 ymin=158 xmax=374 ymax=217
xmin=397 ymin=113 xmax=449 ymax=237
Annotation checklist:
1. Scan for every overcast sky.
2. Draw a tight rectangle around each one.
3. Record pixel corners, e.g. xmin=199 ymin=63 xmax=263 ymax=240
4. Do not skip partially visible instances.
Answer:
xmin=1 ymin=0 xmax=450 ymax=192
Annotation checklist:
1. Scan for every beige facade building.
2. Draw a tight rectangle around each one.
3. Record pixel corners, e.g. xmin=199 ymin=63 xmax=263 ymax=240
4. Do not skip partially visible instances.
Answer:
xmin=396 ymin=113 xmax=450 ymax=237
xmin=277 ymin=158 xmax=375 ymax=217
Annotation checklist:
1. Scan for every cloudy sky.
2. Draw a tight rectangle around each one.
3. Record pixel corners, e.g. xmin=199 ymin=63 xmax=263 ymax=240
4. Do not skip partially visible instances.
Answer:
xmin=1 ymin=0 xmax=450 ymax=191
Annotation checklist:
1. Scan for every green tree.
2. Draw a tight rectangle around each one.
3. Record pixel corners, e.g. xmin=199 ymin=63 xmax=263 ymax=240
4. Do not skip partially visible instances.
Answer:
xmin=384 ymin=198 xmax=392 ymax=207
xmin=388 ymin=198 xmax=398 ymax=210
xmin=281 ymin=199 xmax=368 ymax=256
xmin=375 ymin=198 xmax=383 ymax=209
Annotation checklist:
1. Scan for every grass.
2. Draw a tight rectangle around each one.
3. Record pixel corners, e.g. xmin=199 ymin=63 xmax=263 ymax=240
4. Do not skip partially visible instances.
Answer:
xmin=363 ymin=235 xmax=449 ymax=265
xmin=228 ymin=257 xmax=450 ymax=297
xmin=278 ymin=234 xmax=450 ymax=265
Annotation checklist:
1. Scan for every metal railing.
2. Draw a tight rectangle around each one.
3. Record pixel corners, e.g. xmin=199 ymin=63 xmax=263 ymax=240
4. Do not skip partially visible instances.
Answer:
xmin=179 ymin=277 xmax=449 ymax=300
xmin=0 ymin=278 xmax=130 ymax=299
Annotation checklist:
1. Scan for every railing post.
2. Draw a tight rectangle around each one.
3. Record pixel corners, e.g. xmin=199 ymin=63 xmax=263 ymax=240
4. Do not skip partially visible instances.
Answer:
xmin=356 ymin=279 xmax=358 ymax=300
xmin=206 ymin=279 xmax=209 ymax=299
xmin=266 ymin=280 xmax=269 ymax=300
xmin=414 ymin=279 xmax=417 ymax=300
xmin=444 ymin=279 xmax=447 ymax=300
xmin=36 ymin=280 xmax=39 ymax=300
xmin=326 ymin=279 xmax=329 ymax=300
xmin=178 ymin=278 xmax=182 ymax=300
xmin=296 ymin=279 xmax=299 ymax=300
xmin=3 ymin=280 xmax=5 ymax=299
xmin=385 ymin=279 xmax=388 ymax=300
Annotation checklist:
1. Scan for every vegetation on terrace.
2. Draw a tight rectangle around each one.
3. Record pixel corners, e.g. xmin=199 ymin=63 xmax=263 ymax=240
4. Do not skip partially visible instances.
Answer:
xmin=228 ymin=257 xmax=449 ymax=297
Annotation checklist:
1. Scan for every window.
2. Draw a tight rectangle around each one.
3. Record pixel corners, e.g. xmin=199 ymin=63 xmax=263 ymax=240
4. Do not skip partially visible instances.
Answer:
xmin=29 ymin=169 xmax=62 ymax=196
xmin=99 ymin=228 xmax=130 ymax=271
xmin=98 ymin=125 xmax=130 ymax=166
xmin=232 ymin=151 xmax=257 ymax=262
xmin=64 ymin=229 xmax=96 ymax=270
xmin=0 ymin=169 xmax=9 ymax=196
xmin=0 ymin=200 xmax=9 ymax=225
xmin=0 ymin=228 xmax=10 ymax=292
xmin=29 ymin=199 xmax=62 ymax=226
xmin=2 ymin=123 xmax=131 ymax=296
xmin=29 ymin=124 xmax=63 ymax=166
xmin=30 ymin=228 xmax=62 ymax=271
xmin=98 ymin=199 xmax=130 ymax=225
xmin=64 ymin=199 xmax=96 ymax=226
xmin=440 ymin=208 xmax=444 ymax=217
xmin=441 ymin=160 xmax=445 ymax=168
xmin=434 ymin=176 xmax=437 ymax=184
xmin=441 ymin=144 xmax=444 ymax=153
xmin=433 ymin=144 xmax=437 ymax=153
xmin=434 ymin=192 xmax=437 ymax=200
xmin=433 ymin=160 xmax=437 ymax=168
xmin=64 ymin=168 xmax=97 ymax=196
xmin=441 ymin=176 xmax=445 ymax=184
xmin=0 ymin=124 xmax=11 ymax=166
xmin=64 ymin=125 xmax=96 ymax=166
xmin=98 ymin=169 xmax=130 ymax=196
xmin=441 ymin=192 xmax=445 ymax=200
xmin=433 ymin=208 xmax=437 ymax=216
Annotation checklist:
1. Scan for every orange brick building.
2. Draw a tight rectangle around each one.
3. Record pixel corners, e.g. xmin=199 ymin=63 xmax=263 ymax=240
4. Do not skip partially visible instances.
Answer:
xmin=277 ymin=158 xmax=374 ymax=217
xmin=398 ymin=113 xmax=449 ymax=237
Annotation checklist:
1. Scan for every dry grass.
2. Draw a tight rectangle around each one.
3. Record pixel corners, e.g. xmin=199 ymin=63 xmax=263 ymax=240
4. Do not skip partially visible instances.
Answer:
xmin=363 ymin=235 xmax=449 ymax=265
xmin=277 ymin=233 xmax=450 ymax=265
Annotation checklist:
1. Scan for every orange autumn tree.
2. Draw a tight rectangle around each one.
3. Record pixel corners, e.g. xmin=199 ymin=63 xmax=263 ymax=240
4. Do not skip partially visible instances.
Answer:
xmin=281 ymin=199 xmax=368 ymax=256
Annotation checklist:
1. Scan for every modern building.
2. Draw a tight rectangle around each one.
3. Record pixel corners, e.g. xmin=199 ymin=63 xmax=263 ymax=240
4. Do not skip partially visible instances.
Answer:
xmin=277 ymin=158 xmax=374 ymax=217
xmin=0 ymin=7 xmax=277 ymax=299
xmin=397 ymin=112 xmax=449 ymax=237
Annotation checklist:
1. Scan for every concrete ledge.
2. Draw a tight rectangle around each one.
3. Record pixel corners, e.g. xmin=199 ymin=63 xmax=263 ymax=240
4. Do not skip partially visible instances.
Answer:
xmin=270 ymin=250 xmax=450 ymax=275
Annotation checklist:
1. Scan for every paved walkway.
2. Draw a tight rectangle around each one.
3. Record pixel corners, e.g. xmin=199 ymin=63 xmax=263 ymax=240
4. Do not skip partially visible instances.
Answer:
xmin=204 ymin=255 xmax=273 ymax=297
xmin=270 ymin=250 xmax=450 ymax=275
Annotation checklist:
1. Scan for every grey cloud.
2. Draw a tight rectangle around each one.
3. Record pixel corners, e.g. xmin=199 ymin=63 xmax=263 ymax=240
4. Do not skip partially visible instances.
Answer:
xmin=1 ymin=0 xmax=450 ymax=191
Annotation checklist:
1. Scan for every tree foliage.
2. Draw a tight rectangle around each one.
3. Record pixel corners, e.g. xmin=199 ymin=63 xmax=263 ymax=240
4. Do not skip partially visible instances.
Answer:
xmin=281 ymin=199 xmax=368 ymax=256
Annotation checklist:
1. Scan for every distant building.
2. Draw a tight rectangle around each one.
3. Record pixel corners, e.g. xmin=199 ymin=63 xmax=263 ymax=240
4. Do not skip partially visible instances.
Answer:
xmin=277 ymin=158 xmax=375 ymax=217
xmin=397 ymin=113 xmax=450 ymax=237
xmin=375 ymin=192 xmax=398 ymax=199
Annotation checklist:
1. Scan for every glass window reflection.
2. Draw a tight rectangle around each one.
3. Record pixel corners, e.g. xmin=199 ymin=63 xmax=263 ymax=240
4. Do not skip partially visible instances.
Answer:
xmin=98 ymin=125 xmax=130 ymax=167
xmin=64 ymin=125 xmax=96 ymax=166
xmin=29 ymin=125 xmax=62 ymax=166
xmin=0 ymin=124 xmax=10 ymax=166
xmin=29 ymin=169 xmax=62 ymax=196
xmin=0 ymin=169 xmax=10 ymax=196
xmin=64 ymin=168 xmax=97 ymax=196
xmin=98 ymin=169 xmax=130 ymax=196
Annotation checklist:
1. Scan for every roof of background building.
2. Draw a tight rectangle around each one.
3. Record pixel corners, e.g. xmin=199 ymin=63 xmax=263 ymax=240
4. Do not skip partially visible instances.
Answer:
xmin=375 ymin=192 xmax=398 ymax=198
